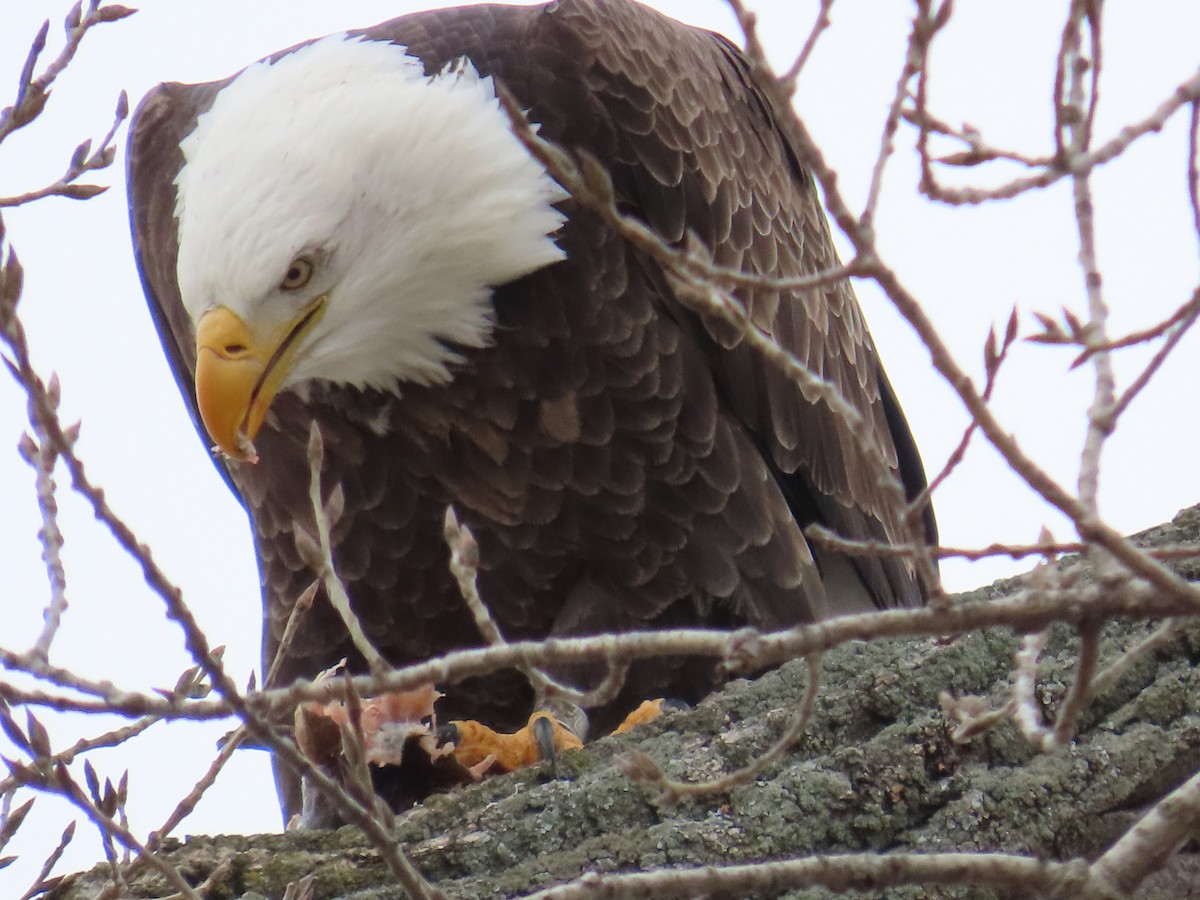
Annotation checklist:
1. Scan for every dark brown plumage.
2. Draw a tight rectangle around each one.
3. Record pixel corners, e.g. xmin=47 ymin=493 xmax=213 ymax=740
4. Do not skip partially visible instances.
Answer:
xmin=127 ymin=0 xmax=937 ymax=817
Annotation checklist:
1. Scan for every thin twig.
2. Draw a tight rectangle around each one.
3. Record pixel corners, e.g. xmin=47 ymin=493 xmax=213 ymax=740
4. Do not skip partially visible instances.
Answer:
xmin=303 ymin=423 xmax=388 ymax=675
xmin=443 ymin=506 xmax=628 ymax=712
xmin=0 ymin=4 xmax=132 ymax=146
xmin=1111 ymin=287 xmax=1200 ymax=422
xmin=16 ymin=819 xmax=74 ymax=900
xmin=1090 ymin=619 xmax=1179 ymax=697
xmin=22 ymin=430 xmax=69 ymax=662
xmin=0 ymin=89 xmax=128 ymax=208
xmin=914 ymin=307 xmax=1018 ymax=514
xmin=21 ymin=762 xmax=202 ymax=900
xmin=149 ymin=728 xmax=245 ymax=852
xmin=1064 ymin=0 xmax=1115 ymax=523
xmin=861 ymin=0 xmax=949 ymax=230
xmin=523 ymin=850 xmax=1097 ymax=899
xmin=1090 ymin=764 xmax=1200 ymax=895
xmin=904 ymin=103 xmax=1055 ymax=170
xmin=1190 ymin=100 xmax=1200 ymax=251
xmin=1050 ymin=620 xmax=1102 ymax=747
xmin=618 ymin=655 xmax=822 ymax=801
xmin=807 ymin=528 xmax=1059 ymax=563
xmin=920 ymin=66 xmax=1200 ymax=205
xmin=88 ymin=727 xmax=251 ymax=899
xmin=1011 ymin=630 xmax=1053 ymax=749
xmin=0 ymin=715 xmax=161 ymax=799
xmin=11 ymin=574 xmax=1200 ymax=727
xmin=265 ymin=580 xmax=319 ymax=688
xmin=1072 ymin=287 xmax=1200 ymax=363
xmin=777 ymin=0 xmax=833 ymax=92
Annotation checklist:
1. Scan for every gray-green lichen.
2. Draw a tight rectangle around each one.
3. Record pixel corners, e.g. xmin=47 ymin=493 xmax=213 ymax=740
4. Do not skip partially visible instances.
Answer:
xmin=51 ymin=507 xmax=1200 ymax=899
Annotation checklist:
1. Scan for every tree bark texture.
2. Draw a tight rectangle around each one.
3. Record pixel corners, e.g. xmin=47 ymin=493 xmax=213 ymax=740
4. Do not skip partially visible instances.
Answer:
xmin=52 ymin=507 xmax=1200 ymax=899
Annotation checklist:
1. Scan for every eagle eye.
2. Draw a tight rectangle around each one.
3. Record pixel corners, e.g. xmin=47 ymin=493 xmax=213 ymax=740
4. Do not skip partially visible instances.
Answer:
xmin=281 ymin=257 xmax=314 ymax=291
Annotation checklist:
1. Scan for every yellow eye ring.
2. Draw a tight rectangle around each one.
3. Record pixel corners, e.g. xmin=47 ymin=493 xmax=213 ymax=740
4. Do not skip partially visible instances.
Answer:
xmin=281 ymin=257 xmax=314 ymax=290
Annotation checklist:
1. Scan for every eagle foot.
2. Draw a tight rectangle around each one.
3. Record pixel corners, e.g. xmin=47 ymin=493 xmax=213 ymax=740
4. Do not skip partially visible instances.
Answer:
xmin=436 ymin=699 xmax=688 ymax=779
xmin=438 ymin=711 xmax=583 ymax=777
xmin=610 ymin=698 xmax=690 ymax=735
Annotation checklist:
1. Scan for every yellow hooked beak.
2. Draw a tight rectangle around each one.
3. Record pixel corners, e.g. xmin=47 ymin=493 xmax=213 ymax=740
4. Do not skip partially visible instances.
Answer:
xmin=194 ymin=296 xmax=327 ymax=462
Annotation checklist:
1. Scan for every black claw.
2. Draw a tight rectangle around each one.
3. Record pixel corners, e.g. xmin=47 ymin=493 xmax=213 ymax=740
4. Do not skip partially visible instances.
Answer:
xmin=532 ymin=715 xmax=558 ymax=774
xmin=435 ymin=722 xmax=460 ymax=749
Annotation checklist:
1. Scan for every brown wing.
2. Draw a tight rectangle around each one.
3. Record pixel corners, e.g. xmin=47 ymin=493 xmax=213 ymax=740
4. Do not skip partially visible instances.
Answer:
xmin=128 ymin=0 xmax=937 ymax=817
xmin=127 ymin=0 xmax=936 ymax=622
xmin=347 ymin=0 xmax=938 ymax=610
xmin=539 ymin=0 xmax=937 ymax=608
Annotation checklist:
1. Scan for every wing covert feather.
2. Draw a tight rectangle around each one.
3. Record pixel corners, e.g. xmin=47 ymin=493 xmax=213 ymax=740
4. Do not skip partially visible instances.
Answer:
xmin=542 ymin=0 xmax=935 ymax=607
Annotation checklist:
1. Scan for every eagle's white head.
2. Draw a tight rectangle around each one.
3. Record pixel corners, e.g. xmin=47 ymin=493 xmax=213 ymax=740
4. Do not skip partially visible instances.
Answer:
xmin=173 ymin=35 xmax=567 ymax=461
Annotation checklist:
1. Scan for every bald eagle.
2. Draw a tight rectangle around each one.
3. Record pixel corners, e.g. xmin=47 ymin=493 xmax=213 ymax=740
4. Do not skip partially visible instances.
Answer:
xmin=128 ymin=0 xmax=937 ymax=817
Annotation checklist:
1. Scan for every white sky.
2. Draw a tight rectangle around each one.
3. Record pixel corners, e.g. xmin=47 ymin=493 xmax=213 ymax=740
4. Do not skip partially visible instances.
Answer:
xmin=1 ymin=0 xmax=1197 ymax=890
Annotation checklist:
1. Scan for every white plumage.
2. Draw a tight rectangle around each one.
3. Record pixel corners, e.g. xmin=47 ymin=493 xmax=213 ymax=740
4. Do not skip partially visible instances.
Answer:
xmin=174 ymin=35 xmax=568 ymax=393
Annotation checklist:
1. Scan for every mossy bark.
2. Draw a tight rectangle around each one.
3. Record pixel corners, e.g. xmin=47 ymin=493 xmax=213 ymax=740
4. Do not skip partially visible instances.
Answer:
xmin=52 ymin=508 xmax=1200 ymax=899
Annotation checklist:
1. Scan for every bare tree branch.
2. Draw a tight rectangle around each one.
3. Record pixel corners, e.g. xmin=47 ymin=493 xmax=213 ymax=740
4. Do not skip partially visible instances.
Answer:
xmin=6 ymin=3 xmax=1200 ymax=897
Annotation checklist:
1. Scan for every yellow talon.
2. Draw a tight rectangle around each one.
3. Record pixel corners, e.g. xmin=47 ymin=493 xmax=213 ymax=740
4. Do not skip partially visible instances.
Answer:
xmin=611 ymin=698 xmax=671 ymax=735
xmin=448 ymin=711 xmax=583 ymax=775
